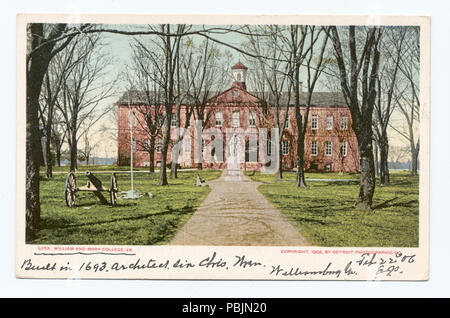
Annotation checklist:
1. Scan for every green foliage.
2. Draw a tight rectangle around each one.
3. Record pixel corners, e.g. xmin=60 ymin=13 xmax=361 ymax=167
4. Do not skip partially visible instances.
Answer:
xmin=31 ymin=169 xmax=222 ymax=245
xmin=245 ymin=170 xmax=419 ymax=247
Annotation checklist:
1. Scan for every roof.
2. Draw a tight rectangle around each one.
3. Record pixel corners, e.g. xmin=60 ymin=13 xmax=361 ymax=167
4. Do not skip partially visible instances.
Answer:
xmin=231 ymin=61 xmax=248 ymax=70
xmin=116 ymin=89 xmax=348 ymax=108
xmin=250 ymin=91 xmax=348 ymax=107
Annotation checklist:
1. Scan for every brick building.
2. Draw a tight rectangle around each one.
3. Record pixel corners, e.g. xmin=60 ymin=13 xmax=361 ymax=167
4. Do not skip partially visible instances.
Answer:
xmin=117 ymin=62 xmax=359 ymax=172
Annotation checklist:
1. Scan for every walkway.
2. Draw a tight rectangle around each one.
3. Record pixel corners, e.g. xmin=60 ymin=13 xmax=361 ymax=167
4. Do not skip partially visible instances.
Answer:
xmin=169 ymin=169 xmax=310 ymax=246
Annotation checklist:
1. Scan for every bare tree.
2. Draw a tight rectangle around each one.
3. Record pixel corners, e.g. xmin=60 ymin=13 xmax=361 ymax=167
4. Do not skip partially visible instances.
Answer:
xmin=26 ymin=23 xmax=87 ymax=240
xmin=372 ymin=26 xmax=407 ymax=185
xmin=55 ymin=34 xmax=117 ymax=172
xmin=295 ymin=26 xmax=330 ymax=187
xmin=390 ymin=26 xmax=420 ymax=176
xmin=131 ymin=24 xmax=187 ymax=186
xmin=189 ymin=40 xmax=231 ymax=171
xmin=244 ymin=25 xmax=293 ymax=179
xmin=329 ymin=26 xmax=382 ymax=210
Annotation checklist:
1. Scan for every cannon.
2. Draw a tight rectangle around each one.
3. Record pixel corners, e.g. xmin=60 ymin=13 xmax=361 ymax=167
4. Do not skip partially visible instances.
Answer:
xmin=64 ymin=171 xmax=118 ymax=207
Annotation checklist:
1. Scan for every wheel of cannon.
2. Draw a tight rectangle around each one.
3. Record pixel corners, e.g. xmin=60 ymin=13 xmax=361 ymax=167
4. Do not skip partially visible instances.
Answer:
xmin=64 ymin=172 xmax=77 ymax=207
xmin=110 ymin=173 xmax=118 ymax=207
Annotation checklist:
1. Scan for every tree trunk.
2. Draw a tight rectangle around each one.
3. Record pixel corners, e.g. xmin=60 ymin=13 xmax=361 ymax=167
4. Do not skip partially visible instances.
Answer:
xmin=411 ymin=148 xmax=419 ymax=176
xmin=158 ymin=119 xmax=170 ymax=186
xmin=26 ymin=24 xmax=54 ymax=241
xmin=26 ymin=84 xmax=43 ymax=241
xmin=56 ymin=146 xmax=62 ymax=167
xmin=373 ymin=141 xmax=379 ymax=177
xmin=149 ymin=136 xmax=155 ymax=173
xmin=296 ymin=134 xmax=307 ymax=188
xmin=45 ymin=130 xmax=53 ymax=179
xmin=294 ymin=65 xmax=306 ymax=188
xmin=170 ymin=152 xmax=178 ymax=179
xmin=276 ymin=136 xmax=283 ymax=179
xmin=356 ymin=133 xmax=376 ymax=210
xmin=70 ymin=131 xmax=77 ymax=172
xmin=379 ymin=134 xmax=390 ymax=185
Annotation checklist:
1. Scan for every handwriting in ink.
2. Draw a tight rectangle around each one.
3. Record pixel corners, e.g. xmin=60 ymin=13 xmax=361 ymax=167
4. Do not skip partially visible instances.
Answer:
xmin=233 ymin=255 xmax=263 ymax=268
xmin=21 ymin=259 xmax=57 ymax=271
xmin=199 ymin=252 xmax=227 ymax=268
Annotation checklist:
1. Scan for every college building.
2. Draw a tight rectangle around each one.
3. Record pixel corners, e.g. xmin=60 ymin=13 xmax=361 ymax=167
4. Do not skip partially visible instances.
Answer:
xmin=117 ymin=62 xmax=359 ymax=172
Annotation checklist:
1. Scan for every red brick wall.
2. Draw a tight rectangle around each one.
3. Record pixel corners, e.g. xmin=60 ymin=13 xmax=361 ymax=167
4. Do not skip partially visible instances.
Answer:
xmin=117 ymin=88 xmax=359 ymax=172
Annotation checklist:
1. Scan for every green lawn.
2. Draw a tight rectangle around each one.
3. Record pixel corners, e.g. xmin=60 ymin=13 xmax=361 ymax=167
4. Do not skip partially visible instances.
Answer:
xmin=31 ymin=169 xmax=222 ymax=245
xmin=245 ymin=170 xmax=419 ymax=247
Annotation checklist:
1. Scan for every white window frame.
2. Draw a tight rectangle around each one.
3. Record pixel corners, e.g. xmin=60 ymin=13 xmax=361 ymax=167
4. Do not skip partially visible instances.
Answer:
xmin=267 ymin=139 xmax=273 ymax=156
xmin=215 ymin=111 xmax=223 ymax=127
xmin=311 ymin=114 xmax=318 ymax=130
xmin=326 ymin=115 xmax=333 ymax=130
xmin=156 ymin=138 xmax=162 ymax=153
xmin=311 ymin=141 xmax=318 ymax=156
xmin=341 ymin=116 xmax=348 ymax=130
xmin=170 ymin=114 xmax=177 ymax=128
xmin=282 ymin=140 xmax=289 ymax=155
xmin=184 ymin=137 xmax=191 ymax=153
xmin=249 ymin=111 xmax=256 ymax=127
xmin=340 ymin=141 xmax=347 ymax=157
xmin=143 ymin=138 xmax=149 ymax=151
xmin=232 ymin=111 xmax=240 ymax=127
xmin=325 ymin=141 xmax=332 ymax=156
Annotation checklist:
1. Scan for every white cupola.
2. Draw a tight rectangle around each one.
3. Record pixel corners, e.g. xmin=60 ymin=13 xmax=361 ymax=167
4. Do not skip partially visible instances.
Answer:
xmin=231 ymin=61 xmax=248 ymax=90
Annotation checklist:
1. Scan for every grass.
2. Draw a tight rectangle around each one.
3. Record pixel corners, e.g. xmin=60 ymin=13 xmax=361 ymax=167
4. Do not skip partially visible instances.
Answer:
xmin=245 ymin=170 xmax=419 ymax=247
xmin=30 ymin=169 xmax=222 ymax=245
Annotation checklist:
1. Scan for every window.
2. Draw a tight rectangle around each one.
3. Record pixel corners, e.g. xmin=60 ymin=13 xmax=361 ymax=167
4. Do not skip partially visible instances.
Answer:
xmin=311 ymin=114 xmax=318 ymax=130
xmin=282 ymin=140 xmax=290 ymax=155
xmin=215 ymin=112 xmax=223 ymax=127
xmin=267 ymin=139 xmax=273 ymax=156
xmin=156 ymin=138 xmax=162 ymax=153
xmin=156 ymin=115 xmax=164 ymax=127
xmin=325 ymin=141 xmax=332 ymax=156
xmin=143 ymin=138 xmax=149 ymax=151
xmin=311 ymin=141 xmax=318 ymax=156
xmin=184 ymin=137 xmax=191 ymax=153
xmin=232 ymin=90 xmax=239 ymax=98
xmin=340 ymin=141 xmax=347 ymax=157
xmin=341 ymin=117 xmax=348 ymax=130
xmin=232 ymin=111 xmax=240 ymax=127
xmin=245 ymin=140 xmax=258 ymax=162
xmin=171 ymin=114 xmax=177 ymax=127
xmin=249 ymin=111 xmax=256 ymax=127
xmin=326 ymin=115 xmax=333 ymax=130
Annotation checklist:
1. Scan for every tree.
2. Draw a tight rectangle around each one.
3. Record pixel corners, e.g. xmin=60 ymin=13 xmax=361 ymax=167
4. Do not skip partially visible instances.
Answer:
xmin=55 ymin=34 xmax=116 ymax=172
xmin=294 ymin=26 xmax=330 ymax=187
xmin=390 ymin=26 xmax=420 ymax=176
xmin=39 ymin=40 xmax=84 ymax=177
xmin=372 ymin=26 xmax=407 ymax=185
xmin=244 ymin=25 xmax=293 ymax=180
xmin=26 ymin=23 xmax=83 ymax=240
xmin=329 ymin=26 xmax=382 ymax=210
xmin=132 ymin=24 xmax=187 ymax=186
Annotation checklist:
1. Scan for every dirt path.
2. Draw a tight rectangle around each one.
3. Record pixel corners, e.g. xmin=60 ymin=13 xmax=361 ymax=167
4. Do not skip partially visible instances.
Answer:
xmin=169 ymin=169 xmax=310 ymax=246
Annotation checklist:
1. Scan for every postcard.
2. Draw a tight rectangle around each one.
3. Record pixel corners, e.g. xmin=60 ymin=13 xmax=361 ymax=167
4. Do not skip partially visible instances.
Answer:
xmin=16 ymin=14 xmax=430 ymax=280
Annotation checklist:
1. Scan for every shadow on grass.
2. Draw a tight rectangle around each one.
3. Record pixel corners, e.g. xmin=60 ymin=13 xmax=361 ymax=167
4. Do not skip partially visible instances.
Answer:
xmin=41 ymin=205 xmax=195 ymax=231
xmin=373 ymin=198 xmax=418 ymax=210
